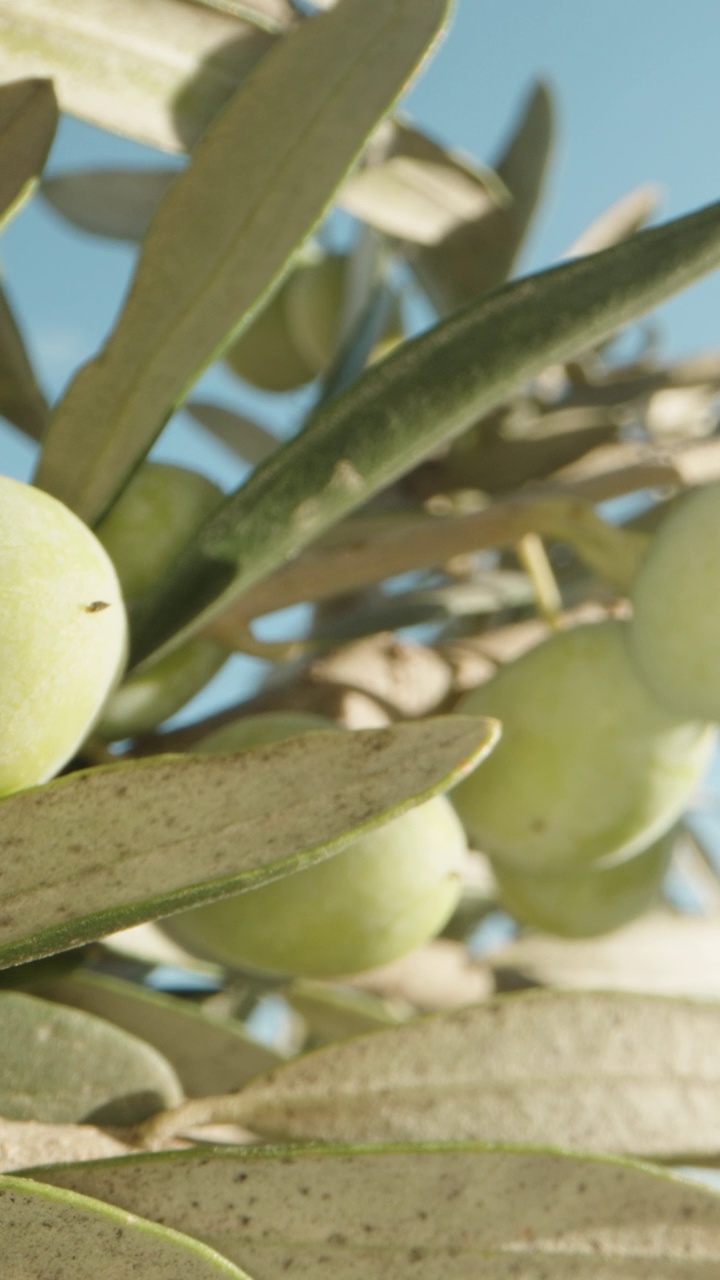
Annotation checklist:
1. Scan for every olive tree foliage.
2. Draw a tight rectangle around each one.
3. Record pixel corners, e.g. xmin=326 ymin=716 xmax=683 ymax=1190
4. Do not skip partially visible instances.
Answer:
xmin=1 ymin=0 xmax=720 ymax=1273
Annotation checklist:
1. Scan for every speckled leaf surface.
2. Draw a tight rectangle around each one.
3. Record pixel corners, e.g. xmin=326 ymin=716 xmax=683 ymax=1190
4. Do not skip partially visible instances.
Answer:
xmin=29 ymin=1143 xmax=720 ymax=1277
xmin=0 ymin=0 xmax=282 ymax=153
xmin=0 ymin=1174 xmax=249 ymax=1277
xmin=31 ymin=971 xmax=282 ymax=1096
xmin=35 ymin=0 xmax=451 ymax=525
xmin=0 ymin=992 xmax=182 ymax=1124
xmin=0 ymin=717 xmax=497 ymax=968
xmin=203 ymin=991 xmax=720 ymax=1160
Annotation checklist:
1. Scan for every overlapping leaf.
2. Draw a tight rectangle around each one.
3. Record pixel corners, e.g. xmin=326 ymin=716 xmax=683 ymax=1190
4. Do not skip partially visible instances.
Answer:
xmin=0 ymin=717 xmax=497 ymax=968
xmin=35 ymin=0 xmax=451 ymax=524
xmin=28 ymin=1143 xmax=720 ymax=1277
xmin=0 ymin=77 xmax=57 ymax=230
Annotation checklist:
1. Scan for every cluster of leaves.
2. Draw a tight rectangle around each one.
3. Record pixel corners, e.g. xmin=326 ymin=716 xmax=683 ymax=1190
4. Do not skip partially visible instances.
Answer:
xmin=2 ymin=0 xmax=720 ymax=1273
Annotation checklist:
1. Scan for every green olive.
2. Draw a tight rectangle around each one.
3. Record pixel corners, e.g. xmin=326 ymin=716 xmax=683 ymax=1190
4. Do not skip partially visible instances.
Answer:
xmin=163 ymin=712 xmax=467 ymax=978
xmin=96 ymin=462 xmax=226 ymax=739
xmin=630 ymin=479 xmax=720 ymax=718
xmin=451 ymin=620 xmax=714 ymax=873
xmin=0 ymin=475 xmax=127 ymax=795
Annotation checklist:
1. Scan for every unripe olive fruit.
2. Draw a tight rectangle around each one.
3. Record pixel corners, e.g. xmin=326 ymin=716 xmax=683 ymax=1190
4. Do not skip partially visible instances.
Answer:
xmin=0 ymin=474 xmax=127 ymax=795
xmin=163 ymin=712 xmax=467 ymax=978
xmin=96 ymin=462 xmax=226 ymax=740
xmin=629 ymin=480 xmax=720 ymax=719
xmin=491 ymin=831 xmax=674 ymax=939
xmin=451 ymin=621 xmax=715 ymax=873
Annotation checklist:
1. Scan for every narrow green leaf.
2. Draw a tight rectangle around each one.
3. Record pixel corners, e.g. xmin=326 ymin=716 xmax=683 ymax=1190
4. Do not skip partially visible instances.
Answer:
xmin=31 ymin=971 xmax=282 ymax=1096
xmin=413 ymin=81 xmax=554 ymax=312
xmin=0 ymin=78 xmax=58 ymax=232
xmin=0 ymin=1175 xmax=249 ymax=1277
xmin=173 ymin=990 xmax=720 ymax=1160
xmin=188 ymin=401 xmax=278 ymax=466
xmin=0 ymin=717 xmax=497 ymax=969
xmin=29 ymin=1143 xmax=720 ymax=1277
xmin=0 ymin=992 xmax=182 ymax=1124
xmin=131 ymin=196 xmax=720 ymax=664
xmin=41 ymin=168 xmax=177 ymax=241
xmin=34 ymin=0 xmax=451 ymax=524
xmin=0 ymin=281 xmax=49 ymax=439
xmin=0 ymin=0 xmax=282 ymax=153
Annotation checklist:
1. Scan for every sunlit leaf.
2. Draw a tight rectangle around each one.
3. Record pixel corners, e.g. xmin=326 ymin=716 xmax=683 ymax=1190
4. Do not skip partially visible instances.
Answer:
xmin=169 ymin=990 xmax=720 ymax=1160
xmin=32 ymin=971 xmax=282 ymax=1096
xmin=130 ymin=196 xmax=720 ymax=663
xmin=0 ymin=1175 xmax=249 ymax=1277
xmin=0 ymin=991 xmax=182 ymax=1124
xmin=29 ymin=1143 xmax=720 ymax=1277
xmin=41 ymin=168 xmax=177 ymax=241
xmin=35 ymin=0 xmax=451 ymax=524
xmin=0 ymin=717 xmax=497 ymax=969
xmin=0 ymin=1116 xmax=133 ymax=1174
xmin=0 ymin=77 xmax=58 ymax=232
xmin=0 ymin=0 xmax=283 ymax=153
xmin=568 ymin=183 xmax=664 ymax=257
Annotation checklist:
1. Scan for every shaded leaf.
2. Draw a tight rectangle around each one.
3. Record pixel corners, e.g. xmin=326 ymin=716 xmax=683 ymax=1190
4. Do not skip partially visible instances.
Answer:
xmin=0 ymin=717 xmax=498 ymax=969
xmin=35 ymin=0 xmax=450 ymax=524
xmin=0 ymin=281 xmax=49 ymax=439
xmin=0 ymin=992 xmax=182 ymax=1124
xmin=0 ymin=0 xmax=282 ymax=154
xmin=0 ymin=78 xmax=58 ymax=231
xmin=29 ymin=1142 xmax=720 ymax=1277
xmin=0 ymin=1116 xmax=134 ymax=1174
xmin=130 ymin=196 xmax=720 ymax=663
xmin=0 ymin=1174 xmax=248 ymax=1277
xmin=188 ymin=401 xmax=278 ymax=466
xmin=287 ymin=980 xmax=402 ymax=1046
xmin=41 ymin=168 xmax=177 ymax=241
xmin=165 ymin=991 xmax=720 ymax=1160
xmin=32 ymin=971 xmax=282 ymax=1096
xmin=413 ymin=81 xmax=554 ymax=311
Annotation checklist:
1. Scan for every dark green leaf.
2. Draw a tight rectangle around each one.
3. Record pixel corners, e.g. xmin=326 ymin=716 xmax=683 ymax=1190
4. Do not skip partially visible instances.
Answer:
xmin=0 ymin=78 xmax=58 ymax=231
xmin=0 ymin=281 xmax=49 ymax=439
xmin=41 ymin=168 xmax=177 ymax=241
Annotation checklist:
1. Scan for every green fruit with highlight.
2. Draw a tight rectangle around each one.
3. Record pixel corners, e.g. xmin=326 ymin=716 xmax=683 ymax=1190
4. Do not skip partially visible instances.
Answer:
xmin=0 ymin=475 xmax=127 ymax=795
xmin=451 ymin=621 xmax=714 ymax=873
xmin=163 ymin=712 xmax=467 ymax=978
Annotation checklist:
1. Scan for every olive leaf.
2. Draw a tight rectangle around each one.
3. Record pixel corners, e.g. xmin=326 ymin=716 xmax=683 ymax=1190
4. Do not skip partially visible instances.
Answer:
xmin=0 ymin=77 xmax=58 ymax=232
xmin=0 ymin=717 xmax=497 ymax=969
xmin=31 ymin=971 xmax=282 ymax=1096
xmin=0 ymin=991 xmax=182 ymax=1125
xmin=187 ymin=401 xmax=279 ymax=466
xmin=0 ymin=1116 xmax=134 ymax=1174
xmin=130 ymin=196 xmax=720 ymax=664
xmin=151 ymin=990 xmax=720 ymax=1160
xmin=28 ymin=1143 xmax=720 ymax=1277
xmin=34 ymin=0 xmax=451 ymax=525
xmin=0 ymin=281 xmax=49 ymax=440
xmin=41 ymin=169 xmax=178 ymax=242
xmin=0 ymin=1175 xmax=249 ymax=1278
xmin=0 ymin=0 xmax=283 ymax=154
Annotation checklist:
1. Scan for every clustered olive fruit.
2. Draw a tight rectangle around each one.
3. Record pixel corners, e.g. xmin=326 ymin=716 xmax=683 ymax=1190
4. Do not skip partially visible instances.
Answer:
xmin=96 ymin=462 xmax=227 ymax=739
xmin=0 ymin=474 xmax=127 ymax=795
xmin=163 ymin=712 xmax=468 ymax=978
xmin=451 ymin=620 xmax=715 ymax=874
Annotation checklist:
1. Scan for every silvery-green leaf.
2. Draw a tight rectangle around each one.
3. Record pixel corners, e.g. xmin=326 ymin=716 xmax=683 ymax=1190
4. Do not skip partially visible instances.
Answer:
xmin=0 ymin=77 xmax=58 ymax=232
xmin=129 ymin=196 xmax=720 ymax=664
xmin=413 ymin=81 xmax=554 ymax=311
xmin=0 ymin=1116 xmax=133 ymax=1174
xmin=182 ymin=990 xmax=720 ymax=1160
xmin=0 ymin=717 xmax=497 ymax=969
xmin=188 ymin=401 xmax=278 ymax=466
xmin=0 ymin=0 xmax=283 ymax=153
xmin=0 ymin=1175 xmax=249 ymax=1278
xmin=28 ymin=1142 xmax=720 ymax=1277
xmin=41 ymin=168 xmax=177 ymax=241
xmin=32 ymin=971 xmax=282 ymax=1096
xmin=35 ymin=0 xmax=451 ymax=524
xmin=0 ymin=991 xmax=182 ymax=1124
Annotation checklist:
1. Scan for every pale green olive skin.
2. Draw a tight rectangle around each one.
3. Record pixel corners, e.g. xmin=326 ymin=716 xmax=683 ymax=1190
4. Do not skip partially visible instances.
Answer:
xmin=0 ymin=475 xmax=127 ymax=795
xmin=164 ymin=712 xmax=466 ymax=978
xmin=630 ymin=480 xmax=720 ymax=719
xmin=96 ymin=462 xmax=226 ymax=739
xmin=451 ymin=621 xmax=715 ymax=874
xmin=491 ymin=832 xmax=674 ymax=939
